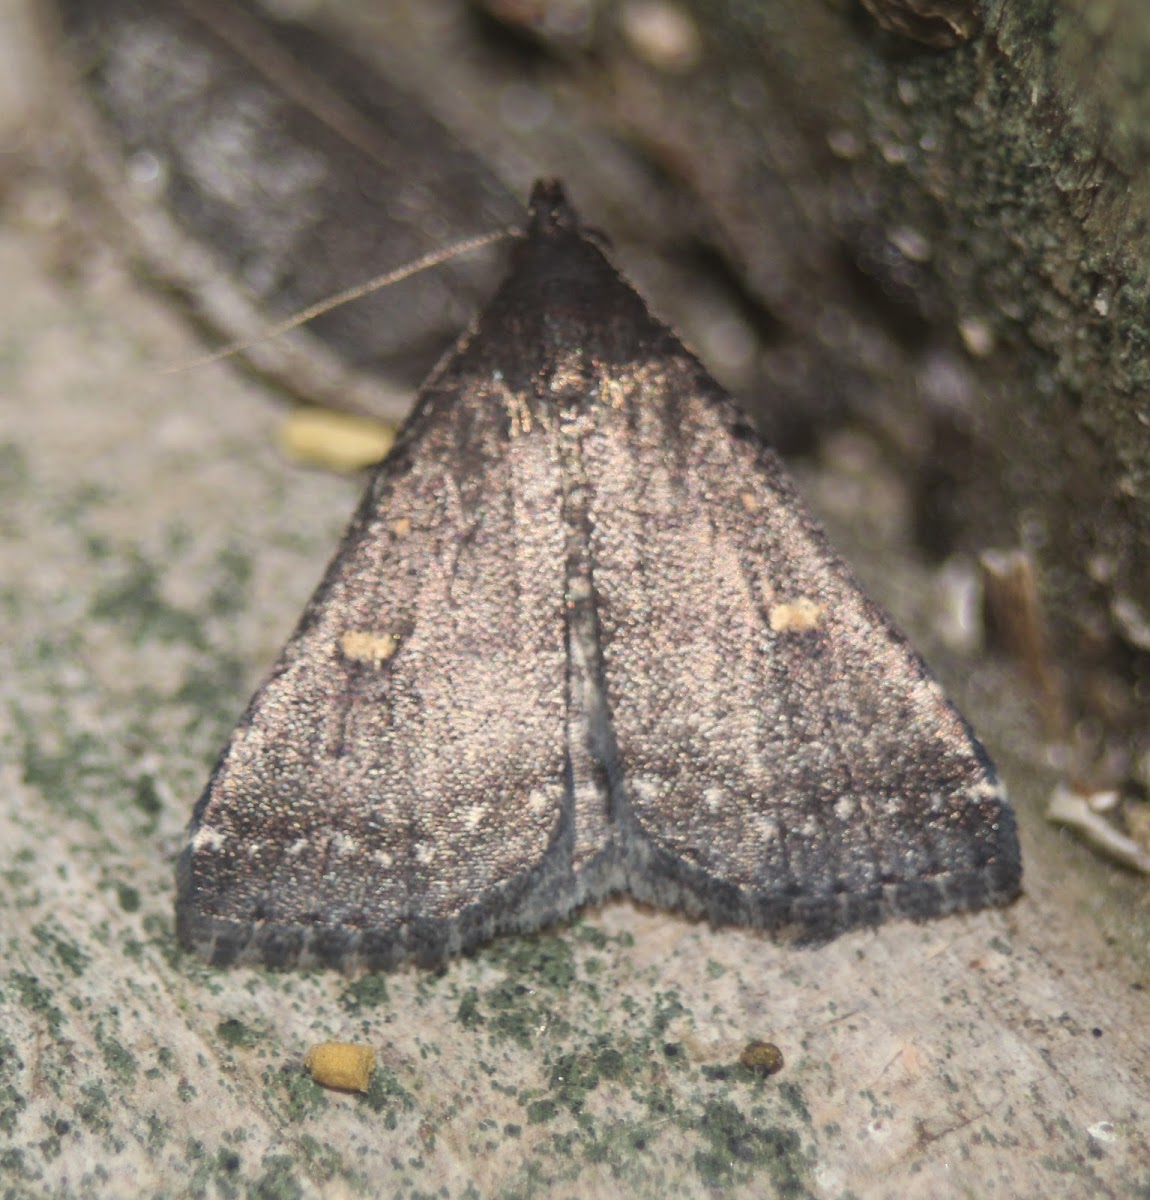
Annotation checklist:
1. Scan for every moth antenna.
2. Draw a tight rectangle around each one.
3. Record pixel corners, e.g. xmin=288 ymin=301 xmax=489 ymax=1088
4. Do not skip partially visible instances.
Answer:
xmin=162 ymin=227 xmax=520 ymax=375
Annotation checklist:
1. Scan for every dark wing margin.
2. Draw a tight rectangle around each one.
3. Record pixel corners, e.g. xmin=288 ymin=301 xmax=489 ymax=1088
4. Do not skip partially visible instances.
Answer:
xmin=584 ymin=350 xmax=1021 ymax=939
xmin=176 ymin=361 xmax=578 ymax=970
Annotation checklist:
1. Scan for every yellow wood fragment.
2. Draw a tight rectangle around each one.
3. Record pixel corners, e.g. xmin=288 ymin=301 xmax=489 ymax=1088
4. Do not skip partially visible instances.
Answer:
xmin=304 ymin=1042 xmax=375 ymax=1092
xmin=280 ymin=408 xmax=395 ymax=472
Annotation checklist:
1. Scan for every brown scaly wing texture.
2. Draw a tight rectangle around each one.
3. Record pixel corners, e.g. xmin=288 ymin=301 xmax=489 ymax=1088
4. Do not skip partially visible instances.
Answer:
xmin=582 ymin=348 xmax=1020 ymax=936
xmin=177 ymin=181 xmax=1020 ymax=970
xmin=494 ymin=187 xmax=1018 ymax=937
xmin=177 ymin=280 xmax=586 ymax=969
xmin=177 ymin=183 xmax=663 ymax=969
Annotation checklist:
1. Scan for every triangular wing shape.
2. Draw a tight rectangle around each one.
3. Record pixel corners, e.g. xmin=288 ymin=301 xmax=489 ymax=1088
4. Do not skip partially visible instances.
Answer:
xmin=577 ymin=336 xmax=1018 ymax=935
xmin=176 ymin=182 xmax=1020 ymax=969
xmin=178 ymin=218 xmax=598 ymax=967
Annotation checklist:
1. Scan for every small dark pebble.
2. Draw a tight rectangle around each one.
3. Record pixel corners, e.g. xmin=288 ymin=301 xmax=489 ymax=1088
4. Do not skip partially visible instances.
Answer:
xmin=739 ymin=1040 xmax=785 ymax=1077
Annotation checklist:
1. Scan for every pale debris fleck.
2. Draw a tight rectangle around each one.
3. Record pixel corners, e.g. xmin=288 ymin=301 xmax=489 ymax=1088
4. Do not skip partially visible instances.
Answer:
xmin=279 ymin=407 xmax=395 ymax=472
xmin=304 ymin=1042 xmax=375 ymax=1093
xmin=1046 ymin=784 xmax=1150 ymax=874
xmin=619 ymin=0 xmax=702 ymax=72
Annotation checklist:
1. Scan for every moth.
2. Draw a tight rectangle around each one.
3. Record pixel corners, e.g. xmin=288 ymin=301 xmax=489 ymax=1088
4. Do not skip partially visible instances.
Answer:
xmin=176 ymin=181 xmax=1021 ymax=970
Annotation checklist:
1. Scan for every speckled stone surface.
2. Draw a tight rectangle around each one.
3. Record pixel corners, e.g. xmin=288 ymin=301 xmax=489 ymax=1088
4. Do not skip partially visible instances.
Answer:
xmin=3 ymin=17 xmax=1150 ymax=1193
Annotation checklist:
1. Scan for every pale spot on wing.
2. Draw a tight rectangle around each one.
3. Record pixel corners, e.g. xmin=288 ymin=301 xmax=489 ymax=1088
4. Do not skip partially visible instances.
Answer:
xmin=373 ymin=850 xmax=394 ymax=869
xmin=602 ymin=376 xmax=627 ymax=408
xmin=390 ymin=517 xmax=412 ymax=537
xmin=414 ymin=843 xmax=435 ymax=866
xmin=768 ymin=597 xmax=826 ymax=633
xmin=329 ymin=831 xmax=359 ymax=856
xmin=526 ymin=789 xmax=552 ymax=816
xmin=191 ymin=826 xmax=226 ymax=854
xmin=505 ymin=388 xmax=533 ymax=436
xmin=630 ymin=776 xmax=661 ymax=803
xmin=548 ymin=349 xmax=588 ymax=394
xmin=703 ymin=786 xmax=726 ymax=812
xmin=971 ymin=778 xmax=1007 ymax=803
xmin=739 ymin=490 xmax=759 ymax=512
xmin=749 ymin=814 xmax=780 ymax=843
xmin=464 ymin=803 xmax=489 ymax=830
xmin=285 ymin=838 xmax=310 ymax=857
xmin=834 ymin=796 xmax=857 ymax=822
xmin=339 ymin=629 xmax=398 ymax=666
